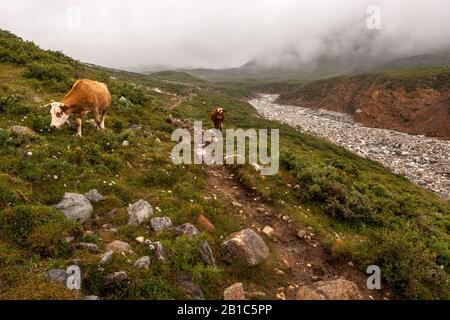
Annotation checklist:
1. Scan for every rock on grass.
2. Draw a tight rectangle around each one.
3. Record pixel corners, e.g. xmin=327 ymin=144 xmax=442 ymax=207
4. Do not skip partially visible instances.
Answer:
xmin=296 ymin=279 xmax=365 ymax=300
xmin=222 ymin=228 xmax=269 ymax=266
xmin=53 ymin=193 xmax=93 ymax=224
xmin=127 ymin=200 xmax=153 ymax=226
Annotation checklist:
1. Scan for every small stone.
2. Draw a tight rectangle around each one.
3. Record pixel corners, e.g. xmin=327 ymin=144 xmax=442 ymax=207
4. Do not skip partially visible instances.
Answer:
xmin=127 ymin=200 xmax=153 ymax=226
xmin=106 ymin=240 xmax=134 ymax=254
xmin=102 ymin=271 xmax=129 ymax=287
xmin=199 ymin=240 xmax=215 ymax=266
xmin=148 ymin=241 xmax=165 ymax=262
xmin=122 ymin=140 xmax=130 ymax=147
xmin=135 ymin=236 xmax=145 ymax=244
xmin=175 ymin=271 xmax=204 ymax=300
xmin=224 ymin=282 xmax=245 ymax=300
xmin=176 ymin=223 xmax=200 ymax=240
xmin=10 ymin=125 xmax=37 ymax=136
xmin=83 ymin=296 xmax=101 ymax=300
xmin=99 ymin=251 xmax=114 ymax=265
xmin=134 ymin=256 xmax=150 ymax=269
xmin=151 ymin=216 xmax=173 ymax=231
xmin=277 ymin=291 xmax=286 ymax=300
xmin=77 ymin=242 xmax=99 ymax=253
xmin=262 ymin=226 xmax=274 ymax=237
xmin=273 ymin=268 xmax=286 ymax=276
xmin=84 ymin=189 xmax=104 ymax=202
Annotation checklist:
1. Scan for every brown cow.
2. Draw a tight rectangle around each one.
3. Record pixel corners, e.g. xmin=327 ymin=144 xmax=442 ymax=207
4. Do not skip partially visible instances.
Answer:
xmin=44 ymin=79 xmax=112 ymax=137
xmin=211 ymin=107 xmax=227 ymax=131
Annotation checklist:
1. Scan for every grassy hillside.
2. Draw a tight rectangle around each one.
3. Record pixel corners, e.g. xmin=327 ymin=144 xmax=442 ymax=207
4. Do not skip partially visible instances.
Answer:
xmin=0 ymin=29 xmax=449 ymax=299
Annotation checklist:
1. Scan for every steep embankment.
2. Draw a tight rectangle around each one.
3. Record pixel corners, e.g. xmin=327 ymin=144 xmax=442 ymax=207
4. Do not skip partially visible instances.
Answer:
xmin=278 ymin=69 xmax=450 ymax=139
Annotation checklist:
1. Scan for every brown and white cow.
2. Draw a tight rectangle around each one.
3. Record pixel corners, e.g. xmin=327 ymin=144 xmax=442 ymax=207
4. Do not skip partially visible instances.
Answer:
xmin=211 ymin=107 xmax=227 ymax=131
xmin=43 ymin=79 xmax=111 ymax=137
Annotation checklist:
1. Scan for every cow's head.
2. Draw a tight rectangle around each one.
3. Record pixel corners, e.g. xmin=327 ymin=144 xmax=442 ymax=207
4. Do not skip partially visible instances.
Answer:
xmin=49 ymin=102 xmax=70 ymax=129
xmin=216 ymin=108 xmax=227 ymax=120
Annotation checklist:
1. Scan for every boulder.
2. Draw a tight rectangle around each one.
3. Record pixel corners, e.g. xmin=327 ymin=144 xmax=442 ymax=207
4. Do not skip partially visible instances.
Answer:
xmin=199 ymin=240 xmax=215 ymax=266
xmin=10 ymin=125 xmax=37 ymax=136
xmin=296 ymin=279 xmax=365 ymax=300
xmin=222 ymin=229 xmax=269 ymax=266
xmin=176 ymin=223 xmax=200 ymax=240
xmin=84 ymin=189 xmax=104 ymax=202
xmin=127 ymin=200 xmax=153 ymax=226
xmin=106 ymin=240 xmax=134 ymax=254
xmin=150 ymin=216 xmax=173 ymax=231
xmin=99 ymin=251 xmax=114 ymax=265
xmin=134 ymin=256 xmax=150 ymax=269
xmin=224 ymin=283 xmax=245 ymax=300
xmin=175 ymin=271 xmax=204 ymax=300
xmin=44 ymin=269 xmax=69 ymax=286
xmin=53 ymin=193 xmax=93 ymax=223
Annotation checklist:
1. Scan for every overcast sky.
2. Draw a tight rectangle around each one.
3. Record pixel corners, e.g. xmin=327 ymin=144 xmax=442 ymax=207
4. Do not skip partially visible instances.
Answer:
xmin=0 ymin=0 xmax=449 ymax=69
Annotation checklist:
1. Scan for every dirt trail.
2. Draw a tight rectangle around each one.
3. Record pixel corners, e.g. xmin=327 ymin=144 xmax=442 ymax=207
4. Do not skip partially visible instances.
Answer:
xmin=204 ymin=164 xmax=384 ymax=300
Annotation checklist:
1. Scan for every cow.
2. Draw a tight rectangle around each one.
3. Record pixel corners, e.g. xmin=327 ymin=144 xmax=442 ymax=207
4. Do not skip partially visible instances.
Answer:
xmin=42 ymin=79 xmax=112 ymax=137
xmin=211 ymin=107 xmax=227 ymax=131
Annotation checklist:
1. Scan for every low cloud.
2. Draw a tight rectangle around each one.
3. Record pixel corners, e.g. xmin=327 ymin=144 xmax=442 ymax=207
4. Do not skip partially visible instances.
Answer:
xmin=0 ymin=0 xmax=449 ymax=69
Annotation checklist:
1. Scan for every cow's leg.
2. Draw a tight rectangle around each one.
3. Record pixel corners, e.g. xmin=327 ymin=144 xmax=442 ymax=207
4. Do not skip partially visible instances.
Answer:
xmin=94 ymin=111 xmax=102 ymax=130
xmin=100 ymin=110 xmax=107 ymax=130
xmin=76 ymin=116 xmax=82 ymax=137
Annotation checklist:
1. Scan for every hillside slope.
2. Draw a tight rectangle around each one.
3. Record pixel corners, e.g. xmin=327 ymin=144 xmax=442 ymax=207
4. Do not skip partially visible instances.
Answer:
xmin=0 ymin=30 xmax=449 ymax=300
xmin=278 ymin=68 xmax=450 ymax=139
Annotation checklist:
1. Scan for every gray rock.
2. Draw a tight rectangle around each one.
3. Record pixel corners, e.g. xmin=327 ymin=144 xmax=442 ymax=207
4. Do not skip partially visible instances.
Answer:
xmin=175 ymin=271 xmax=204 ymax=300
xmin=134 ymin=256 xmax=150 ymax=269
xmin=296 ymin=278 xmax=365 ymax=300
xmin=84 ymin=189 xmax=104 ymax=202
xmin=53 ymin=193 xmax=93 ymax=223
xmin=224 ymin=283 xmax=245 ymax=300
xmin=128 ymin=124 xmax=142 ymax=131
xmin=151 ymin=216 xmax=173 ymax=231
xmin=106 ymin=240 xmax=134 ymax=254
xmin=102 ymin=271 xmax=129 ymax=287
xmin=44 ymin=269 xmax=69 ymax=285
xmin=99 ymin=251 xmax=114 ymax=265
xmin=77 ymin=242 xmax=99 ymax=253
xmin=83 ymin=295 xmax=101 ymax=300
xmin=176 ymin=223 xmax=200 ymax=240
xmin=127 ymin=200 xmax=153 ymax=226
xmin=199 ymin=240 xmax=215 ymax=266
xmin=10 ymin=125 xmax=37 ymax=136
xmin=222 ymin=228 xmax=269 ymax=266
xmin=148 ymin=241 xmax=165 ymax=262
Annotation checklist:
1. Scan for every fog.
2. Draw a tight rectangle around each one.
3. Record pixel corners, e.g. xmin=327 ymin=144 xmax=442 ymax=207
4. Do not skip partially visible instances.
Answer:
xmin=0 ymin=0 xmax=449 ymax=70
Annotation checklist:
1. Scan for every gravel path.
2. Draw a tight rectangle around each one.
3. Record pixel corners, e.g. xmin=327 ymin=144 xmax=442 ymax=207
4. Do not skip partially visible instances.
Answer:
xmin=249 ymin=94 xmax=450 ymax=199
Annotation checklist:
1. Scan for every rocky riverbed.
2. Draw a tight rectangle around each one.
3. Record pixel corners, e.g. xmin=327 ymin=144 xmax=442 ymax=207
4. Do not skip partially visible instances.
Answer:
xmin=249 ymin=94 xmax=450 ymax=199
